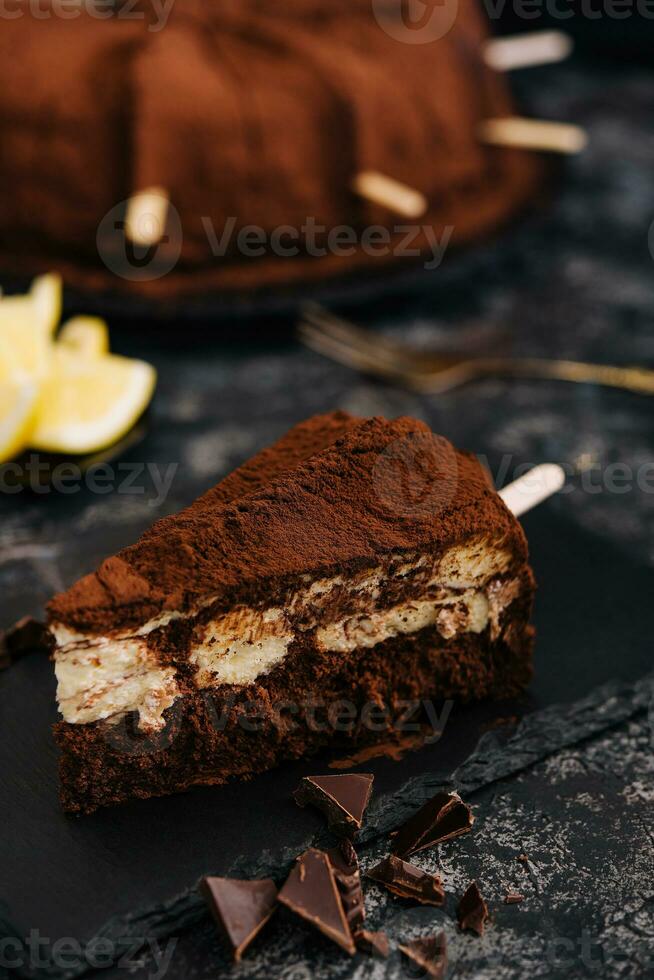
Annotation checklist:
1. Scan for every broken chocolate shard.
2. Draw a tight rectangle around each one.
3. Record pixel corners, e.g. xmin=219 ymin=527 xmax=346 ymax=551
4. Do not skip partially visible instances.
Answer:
xmin=504 ymin=892 xmax=524 ymax=905
xmin=294 ymin=773 xmax=374 ymax=837
xmin=457 ymin=881 xmax=489 ymax=936
xmin=327 ymin=839 xmax=365 ymax=932
xmin=278 ymin=848 xmax=356 ymax=955
xmin=199 ymin=876 xmax=277 ymax=962
xmin=399 ymin=932 xmax=447 ymax=979
xmin=391 ymin=790 xmax=473 ymax=858
xmin=367 ymin=854 xmax=445 ymax=906
xmin=355 ymin=929 xmax=390 ymax=958
xmin=0 ymin=616 xmax=54 ymax=669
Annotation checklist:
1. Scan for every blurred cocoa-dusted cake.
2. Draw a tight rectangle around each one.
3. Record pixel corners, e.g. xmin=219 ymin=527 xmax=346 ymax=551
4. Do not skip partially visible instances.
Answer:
xmin=0 ymin=0 xmax=541 ymax=298
xmin=48 ymin=412 xmax=536 ymax=813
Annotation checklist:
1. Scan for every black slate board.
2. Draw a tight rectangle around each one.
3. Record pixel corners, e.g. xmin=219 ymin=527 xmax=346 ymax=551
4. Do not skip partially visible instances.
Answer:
xmin=2 ymin=501 xmax=652 ymax=951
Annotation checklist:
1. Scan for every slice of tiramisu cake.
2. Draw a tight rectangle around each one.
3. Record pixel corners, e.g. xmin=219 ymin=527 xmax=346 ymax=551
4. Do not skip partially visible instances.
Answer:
xmin=48 ymin=412 xmax=535 ymax=812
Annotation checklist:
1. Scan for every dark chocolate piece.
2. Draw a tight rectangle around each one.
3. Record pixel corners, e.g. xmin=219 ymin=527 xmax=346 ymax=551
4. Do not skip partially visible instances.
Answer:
xmin=457 ymin=881 xmax=489 ymax=936
xmin=367 ymin=854 xmax=445 ymax=906
xmin=504 ymin=892 xmax=524 ymax=905
xmin=199 ymin=876 xmax=277 ymax=962
xmin=391 ymin=791 xmax=474 ymax=858
xmin=278 ymin=848 xmax=356 ymax=955
xmin=0 ymin=616 xmax=53 ymax=669
xmin=326 ymin=839 xmax=365 ymax=931
xmin=355 ymin=929 xmax=390 ymax=958
xmin=399 ymin=932 xmax=447 ymax=979
xmin=294 ymin=773 xmax=374 ymax=837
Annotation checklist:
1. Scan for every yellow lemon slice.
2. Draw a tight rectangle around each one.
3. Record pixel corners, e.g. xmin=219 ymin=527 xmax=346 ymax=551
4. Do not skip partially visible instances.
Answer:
xmin=31 ymin=349 xmax=156 ymax=454
xmin=58 ymin=317 xmax=110 ymax=358
xmin=0 ymin=379 xmax=39 ymax=463
xmin=0 ymin=273 xmax=62 ymax=382
xmin=0 ymin=313 xmax=51 ymax=383
xmin=30 ymin=273 xmax=63 ymax=338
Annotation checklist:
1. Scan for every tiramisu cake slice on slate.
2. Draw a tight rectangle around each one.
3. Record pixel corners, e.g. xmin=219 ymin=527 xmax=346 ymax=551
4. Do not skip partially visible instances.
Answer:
xmin=48 ymin=412 xmax=535 ymax=813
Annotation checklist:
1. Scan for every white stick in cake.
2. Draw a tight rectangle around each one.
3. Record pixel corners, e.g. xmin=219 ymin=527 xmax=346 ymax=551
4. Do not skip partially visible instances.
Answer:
xmin=499 ymin=463 xmax=566 ymax=517
xmin=125 ymin=187 xmax=170 ymax=246
xmin=479 ymin=117 xmax=587 ymax=155
xmin=352 ymin=171 xmax=428 ymax=219
xmin=484 ymin=31 xmax=573 ymax=72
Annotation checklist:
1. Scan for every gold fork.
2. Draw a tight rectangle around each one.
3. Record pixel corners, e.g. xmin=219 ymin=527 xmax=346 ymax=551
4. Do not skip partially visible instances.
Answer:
xmin=298 ymin=305 xmax=654 ymax=395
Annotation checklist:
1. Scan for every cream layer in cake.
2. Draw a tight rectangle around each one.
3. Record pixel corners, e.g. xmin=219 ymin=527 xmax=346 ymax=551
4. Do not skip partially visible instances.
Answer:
xmin=52 ymin=539 xmax=521 ymax=731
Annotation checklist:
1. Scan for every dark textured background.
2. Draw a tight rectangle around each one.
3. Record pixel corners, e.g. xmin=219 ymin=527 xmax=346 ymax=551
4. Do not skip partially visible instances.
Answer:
xmin=1 ymin=57 xmax=654 ymax=978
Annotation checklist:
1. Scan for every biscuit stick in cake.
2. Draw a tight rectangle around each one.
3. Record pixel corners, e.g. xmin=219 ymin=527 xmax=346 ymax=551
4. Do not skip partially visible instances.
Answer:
xmin=352 ymin=171 xmax=428 ymax=219
xmin=484 ymin=31 xmax=573 ymax=72
xmin=479 ymin=118 xmax=587 ymax=155
xmin=499 ymin=464 xmax=565 ymax=518
xmin=125 ymin=186 xmax=170 ymax=246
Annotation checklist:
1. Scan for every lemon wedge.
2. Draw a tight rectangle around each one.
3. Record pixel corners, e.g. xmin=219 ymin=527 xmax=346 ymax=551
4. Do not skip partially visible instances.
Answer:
xmin=0 ymin=312 xmax=51 ymax=383
xmin=0 ymin=273 xmax=62 ymax=336
xmin=0 ymin=273 xmax=62 ymax=382
xmin=31 ymin=349 xmax=156 ymax=454
xmin=30 ymin=273 xmax=63 ymax=338
xmin=0 ymin=380 xmax=39 ymax=463
xmin=58 ymin=317 xmax=110 ymax=358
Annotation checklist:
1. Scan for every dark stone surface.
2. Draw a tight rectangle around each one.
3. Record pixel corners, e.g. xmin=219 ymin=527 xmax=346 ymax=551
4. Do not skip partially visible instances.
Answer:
xmin=1 ymin=57 xmax=653 ymax=979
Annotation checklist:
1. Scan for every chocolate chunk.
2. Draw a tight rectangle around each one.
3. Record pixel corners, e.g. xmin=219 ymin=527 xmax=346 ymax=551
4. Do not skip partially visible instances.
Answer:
xmin=327 ymin=839 xmax=365 ymax=931
xmin=199 ymin=876 xmax=277 ymax=962
xmin=457 ymin=881 xmax=489 ymax=936
xmin=504 ymin=892 xmax=524 ymax=905
xmin=0 ymin=616 xmax=54 ymax=669
xmin=367 ymin=854 xmax=445 ymax=906
xmin=355 ymin=929 xmax=390 ymax=958
xmin=294 ymin=773 xmax=374 ymax=837
xmin=278 ymin=848 xmax=356 ymax=954
xmin=399 ymin=932 xmax=447 ymax=979
xmin=391 ymin=790 xmax=473 ymax=858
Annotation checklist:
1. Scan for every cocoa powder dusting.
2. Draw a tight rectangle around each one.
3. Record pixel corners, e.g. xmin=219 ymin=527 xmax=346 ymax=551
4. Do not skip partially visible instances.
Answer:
xmin=48 ymin=413 xmax=528 ymax=634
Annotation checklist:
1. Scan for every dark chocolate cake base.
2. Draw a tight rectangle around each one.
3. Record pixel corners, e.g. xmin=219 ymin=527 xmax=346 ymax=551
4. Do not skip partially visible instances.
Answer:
xmin=55 ymin=603 xmax=533 ymax=814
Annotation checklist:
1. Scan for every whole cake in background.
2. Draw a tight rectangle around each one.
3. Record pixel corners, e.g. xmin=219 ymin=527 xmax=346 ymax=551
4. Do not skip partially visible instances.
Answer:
xmin=0 ymin=0 xmax=541 ymax=298
xmin=48 ymin=412 xmax=536 ymax=813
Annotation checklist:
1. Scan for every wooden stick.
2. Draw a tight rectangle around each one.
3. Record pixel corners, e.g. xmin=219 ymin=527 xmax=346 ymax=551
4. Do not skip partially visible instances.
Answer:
xmin=352 ymin=171 xmax=428 ymax=219
xmin=125 ymin=187 xmax=169 ymax=246
xmin=499 ymin=464 xmax=565 ymax=517
xmin=479 ymin=117 xmax=587 ymax=155
xmin=484 ymin=30 xmax=573 ymax=72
